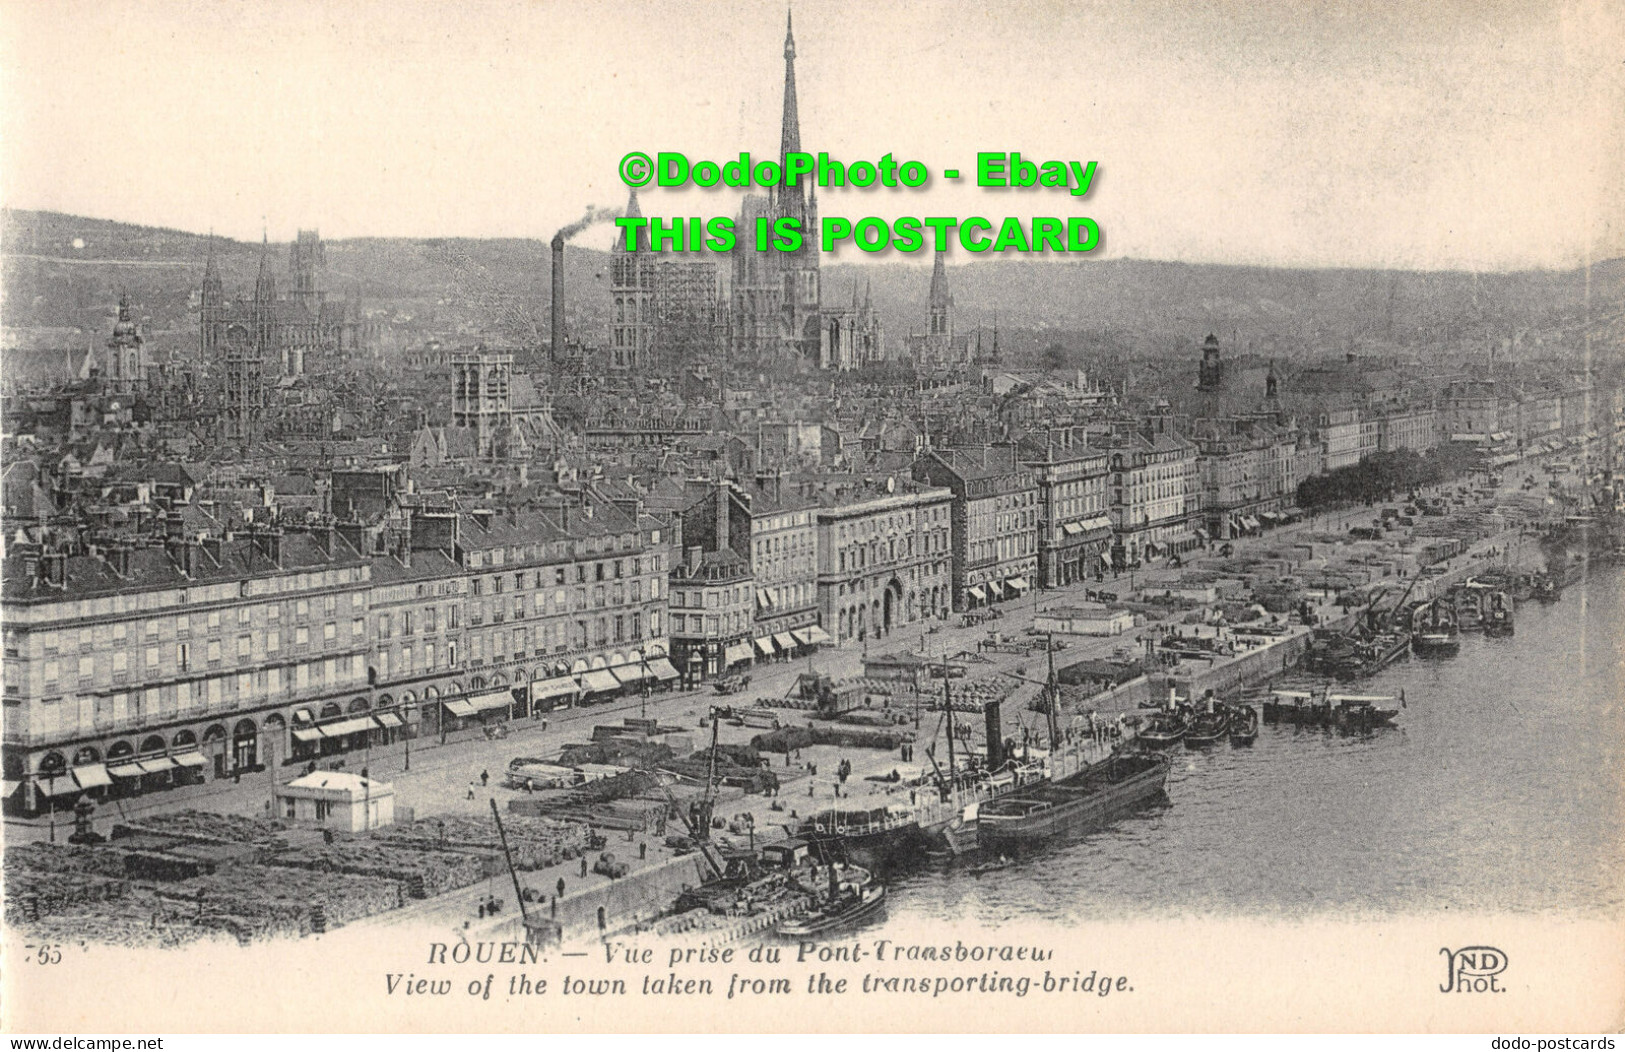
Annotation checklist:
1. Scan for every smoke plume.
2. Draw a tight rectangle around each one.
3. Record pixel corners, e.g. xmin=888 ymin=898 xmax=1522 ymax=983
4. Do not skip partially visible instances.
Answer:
xmin=555 ymin=205 xmax=623 ymax=242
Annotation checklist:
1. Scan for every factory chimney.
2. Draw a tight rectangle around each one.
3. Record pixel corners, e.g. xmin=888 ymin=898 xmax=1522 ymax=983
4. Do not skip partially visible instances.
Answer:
xmin=550 ymin=233 xmax=565 ymax=362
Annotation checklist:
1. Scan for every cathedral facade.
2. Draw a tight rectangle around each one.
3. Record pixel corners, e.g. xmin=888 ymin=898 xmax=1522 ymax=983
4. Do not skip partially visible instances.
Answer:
xmin=199 ymin=230 xmax=378 ymax=379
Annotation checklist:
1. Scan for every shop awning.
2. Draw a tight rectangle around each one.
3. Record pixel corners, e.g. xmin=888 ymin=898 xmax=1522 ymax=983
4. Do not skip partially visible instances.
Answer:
xmin=531 ymin=676 xmax=580 ymax=701
xmin=291 ymin=727 xmax=326 ymax=743
xmin=647 ymin=658 xmax=681 ymax=682
xmin=38 ymin=774 xmax=80 ymax=796
xmin=790 ymin=628 xmax=815 ymax=646
xmin=754 ymin=636 xmax=776 ymax=656
xmin=773 ymin=632 xmax=798 ymax=651
xmin=578 ymin=669 xmax=620 ymax=694
xmin=611 ymin=665 xmax=651 ymax=686
xmin=71 ymin=764 xmax=113 ymax=790
xmin=1062 ymin=522 xmax=1084 ymax=536
xmin=1007 ymin=577 xmax=1029 ymax=593
xmin=1194 ymin=527 xmax=1209 ymax=540
xmin=442 ymin=698 xmax=478 ymax=718
xmin=373 ymin=711 xmax=404 ymax=729
xmin=968 ymin=585 xmax=987 ymax=601
xmin=107 ymin=761 xmax=146 ymax=779
xmin=802 ymin=625 xmax=832 ymax=645
xmin=293 ymin=709 xmax=314 ymax=724
xmin=987 ymin=580 xmax=1005 ymax=599
xmin=756 ymin=589 xmax=772 ymax=610
xmin=172 ymin=751 xmax=208 ymax=769
xmin=569 ymin=659 xmax=590 ymax=675
xmin=1101 ymin=551 xmax=1115 ymax=568
xmin=138 ymin=756 xmax=178 ymax=773
xmin=468 ymin=691 xmax=514 ymax=714
xmin=320 ymin=716 xmax=377 ymax=737
xmin=724 ymin=642 xmax=754 ymax=666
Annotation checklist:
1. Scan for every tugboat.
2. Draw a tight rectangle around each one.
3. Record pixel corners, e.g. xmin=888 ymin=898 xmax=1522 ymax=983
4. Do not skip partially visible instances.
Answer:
xmin=1411 ymin=599 xmax=1461 ymax=656
xmin=1137 ymin=708 xmax=1189 ymax=748
xmin=776 ymin=860 xmax=887 ymax=937
xmin=1482 ymin=591 xmax=1515 ymax=637
xmin=1184 ymin=692 xmax=1230 ymax=748
xmin=1228 ymin=705 xmax=1259 ymax=745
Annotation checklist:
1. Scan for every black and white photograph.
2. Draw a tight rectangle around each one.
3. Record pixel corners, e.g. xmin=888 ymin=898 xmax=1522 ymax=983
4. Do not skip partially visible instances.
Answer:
xmin=1 ymin=0 xmax=1621 ymax=1036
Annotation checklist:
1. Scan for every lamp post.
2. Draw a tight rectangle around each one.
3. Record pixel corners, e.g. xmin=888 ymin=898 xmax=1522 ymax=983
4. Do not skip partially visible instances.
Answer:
xmin=403 ymin=699 xmax=416 ymax=771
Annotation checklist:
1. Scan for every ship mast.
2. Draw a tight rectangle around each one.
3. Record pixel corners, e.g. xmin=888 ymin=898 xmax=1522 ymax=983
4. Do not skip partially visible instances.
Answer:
xmin=1044 ymin=632 xmax=1062 ymax=751
xmin=943 ymin=658 xmax=957 ymax=791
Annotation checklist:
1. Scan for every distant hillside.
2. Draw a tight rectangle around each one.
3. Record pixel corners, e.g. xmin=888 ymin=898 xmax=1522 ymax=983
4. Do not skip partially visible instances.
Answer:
xmin=3 ymin=208 xmax=1619 ymax=360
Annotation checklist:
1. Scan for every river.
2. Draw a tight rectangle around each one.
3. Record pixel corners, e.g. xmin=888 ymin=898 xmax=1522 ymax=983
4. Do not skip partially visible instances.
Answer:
xmin=885 ymin=565 xmax=1625 ymax=923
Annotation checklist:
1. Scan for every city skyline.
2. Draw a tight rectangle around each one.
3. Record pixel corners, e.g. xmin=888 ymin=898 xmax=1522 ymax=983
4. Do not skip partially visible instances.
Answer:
xmin=1 ymin=0 xmax=1620 ymax=271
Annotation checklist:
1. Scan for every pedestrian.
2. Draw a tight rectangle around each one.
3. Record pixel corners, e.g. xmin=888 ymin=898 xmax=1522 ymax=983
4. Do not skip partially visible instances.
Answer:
xmin=480 ymin=769 xmax=489 ymax=787
xmin=478 ymin=901 xmax=486 ymax=919
xmin=639 ymin=841 xmax=647 ymax=860
xmin=556 ymin=877 xmax=566 ymax=899
xmin=550 ymin=896 xmax=557 ymax=919
xmin=467 ymin=782 xmax=476 ymax=800
xmin=580 ymin=857 xmax=588 ymax=878
xmin=542 ymin=718 xmax=549 ymax=732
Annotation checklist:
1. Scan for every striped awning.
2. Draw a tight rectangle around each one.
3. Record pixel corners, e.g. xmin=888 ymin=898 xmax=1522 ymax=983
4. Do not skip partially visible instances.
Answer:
xmin=578 ymin=669 xmax=620 ymax=694
xmin=531 ymin=676 xmax=580 ymax=700
xmin=467 ymin=691 xmax=514 ymax=714
xmin=320 ymin=716 xmax=376 ymax=737
xmin=612 ymin=664 xmax=652 ymax=686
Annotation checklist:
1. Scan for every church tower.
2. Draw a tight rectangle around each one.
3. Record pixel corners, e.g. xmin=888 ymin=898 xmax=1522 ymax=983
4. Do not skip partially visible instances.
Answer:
xmin=200 ymin=235 xmax=224 ymax=361
xmin=610 ymin=188 xmax=656 ymax=371
xmin=288 ymin=230 xmax=326 ymax=314
xmin=1197 ymin=333 xmax=1224 ymax=392
xmin=104 ymin=293 xmax=145 ymax=392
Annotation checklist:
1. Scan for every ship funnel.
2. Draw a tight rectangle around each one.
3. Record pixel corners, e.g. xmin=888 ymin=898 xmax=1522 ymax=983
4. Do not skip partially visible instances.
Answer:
xmin=984 ymin=699 xmax=1003 ymax=769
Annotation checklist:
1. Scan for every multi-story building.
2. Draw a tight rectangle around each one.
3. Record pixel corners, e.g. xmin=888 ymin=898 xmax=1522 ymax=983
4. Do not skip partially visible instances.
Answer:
xmin=1319 ymin=408 xmax=1370 ymax=470
xmin=447 ymin=496 xmax=674 ymax=723
xmin=667 ymin=546 xmax=754 ymax=685
xmin=1102 ymin=428 xmax=1199 ymax=565
xmin=0 ymin=492 xmax=674 ymax=816
xmin=682 ymin=479 xmax=821 ymax=663
xmin=2 ymin=527 xmax=378 ymax=815
xmin=1018 ymin=426 xmax=1111 ymax=588
xmin=1375 ymin=406 xmax=1441 ymax=454
xmin=1193 ymin=417 xmax=1297 ymax=540
xmin=812 ymin=475 xmax=952 ymax=644
xmin=913 ymin=445 xmax=1039 ymax=609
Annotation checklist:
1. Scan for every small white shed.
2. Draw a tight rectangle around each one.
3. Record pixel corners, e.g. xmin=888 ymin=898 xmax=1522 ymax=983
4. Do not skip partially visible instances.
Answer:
xmin=278 ymin=771 xmax=395 ymax=832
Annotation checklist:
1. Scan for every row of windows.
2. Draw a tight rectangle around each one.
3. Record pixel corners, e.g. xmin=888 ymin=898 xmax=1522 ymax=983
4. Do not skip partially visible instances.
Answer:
xmin=37 ymin=592 xmax=368 ymax=654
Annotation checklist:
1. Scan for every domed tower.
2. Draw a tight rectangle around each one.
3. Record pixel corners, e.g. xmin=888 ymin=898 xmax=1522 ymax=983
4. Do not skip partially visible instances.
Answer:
xmin=104 ymin=293 xmax=145 ymax=392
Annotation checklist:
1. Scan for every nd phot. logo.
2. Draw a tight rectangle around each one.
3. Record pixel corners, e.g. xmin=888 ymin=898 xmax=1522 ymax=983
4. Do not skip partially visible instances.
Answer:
xmin=1440 ymin=945 xmax=1508 ymax=993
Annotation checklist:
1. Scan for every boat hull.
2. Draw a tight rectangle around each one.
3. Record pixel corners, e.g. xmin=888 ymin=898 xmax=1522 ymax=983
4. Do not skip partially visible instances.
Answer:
xmin=776 ymin=886 xmax=887 ymax=936
xmin=978 ymin=755 xmax=1171 ymax=846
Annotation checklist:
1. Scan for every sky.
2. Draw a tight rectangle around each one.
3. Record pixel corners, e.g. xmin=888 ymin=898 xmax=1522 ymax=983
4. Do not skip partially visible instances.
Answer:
xmin=1 ymin=0 xmax=1621 ymax=271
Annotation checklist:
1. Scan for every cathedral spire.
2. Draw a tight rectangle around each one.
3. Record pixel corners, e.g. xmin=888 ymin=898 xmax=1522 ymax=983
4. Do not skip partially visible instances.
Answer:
xmin=928 ymin=248 xmax=950 ymax=307
xmin=203 ymin=229 xmax=218 ymax=281
xmin=254 ymin=231 xmax=275 ymax=303
xmin=778 ymin=8 xmax=803 ymax=202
